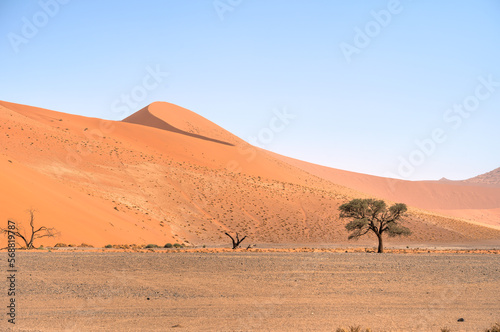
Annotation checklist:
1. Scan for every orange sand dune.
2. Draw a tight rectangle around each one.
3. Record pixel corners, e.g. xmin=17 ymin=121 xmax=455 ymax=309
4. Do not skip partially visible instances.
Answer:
xmin=0 ymin=156 xmax=173 ymax=245
xmin=0 ymin=100 xmax=499 ymax=247
xmin=276 ymin=154 xmax=500 ymax=211
xmin=275 ymin=154 xmax=500 ymax=230
xmin=123 ymin=102 xmax=243 ymax=146
xmin=463 ymin=167 xmax=500 ymax=187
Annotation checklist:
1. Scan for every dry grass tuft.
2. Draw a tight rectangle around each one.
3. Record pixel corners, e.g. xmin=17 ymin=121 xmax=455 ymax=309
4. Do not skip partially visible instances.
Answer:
xmin=336 ymin=326 xmax=371 ymax=332
xmin=485 ymin=323 xmax=500 ymax=332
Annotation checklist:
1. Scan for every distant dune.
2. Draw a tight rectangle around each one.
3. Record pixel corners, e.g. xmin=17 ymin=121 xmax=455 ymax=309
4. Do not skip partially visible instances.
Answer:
xmin=463 ymin=167 xmax=500 ymax=187
xmin=1 ymin=100 xmax=499 ymax=247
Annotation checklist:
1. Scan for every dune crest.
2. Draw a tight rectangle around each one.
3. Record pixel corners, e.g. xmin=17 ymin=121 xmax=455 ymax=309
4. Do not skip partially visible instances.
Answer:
xmin=123 ymin=102 xmax=239 ymax=146
xmin=463 ymin=167 xmax=500 ymax=187
xmin=1 ymin=100 xmax=499 ymax=247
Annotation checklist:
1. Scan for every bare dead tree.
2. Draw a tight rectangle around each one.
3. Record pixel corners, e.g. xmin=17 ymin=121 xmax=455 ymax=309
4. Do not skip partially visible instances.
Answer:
xmin=1 ymin=210 xmax=58 ymax=249
xmin=224 ymin=232 xmax=247 ymax=249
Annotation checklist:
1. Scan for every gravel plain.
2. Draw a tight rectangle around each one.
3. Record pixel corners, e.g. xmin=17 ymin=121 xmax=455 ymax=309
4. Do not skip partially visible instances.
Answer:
xmin=2 ymin=251 xmax=500 ymax=331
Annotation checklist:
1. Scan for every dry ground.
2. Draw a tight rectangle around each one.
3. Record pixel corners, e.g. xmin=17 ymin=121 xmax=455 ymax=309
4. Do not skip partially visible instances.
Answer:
xmin=1 ymin=251 xmax=499 ymax=331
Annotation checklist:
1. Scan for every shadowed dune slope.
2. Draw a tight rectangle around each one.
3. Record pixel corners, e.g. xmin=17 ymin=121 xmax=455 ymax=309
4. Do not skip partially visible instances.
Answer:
xmin=1 ymin=100 xmax=499 ymax=247
xmin=123 ymin=102 xmax=241 ymax=146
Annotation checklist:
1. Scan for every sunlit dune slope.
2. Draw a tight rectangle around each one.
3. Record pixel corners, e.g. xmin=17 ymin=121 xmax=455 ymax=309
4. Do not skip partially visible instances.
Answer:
xmin=275 ymin=153 xmax=500 ymax=210
xmin=0 ymin=100 xmax=499 ymax=247
xmin=123 ymin=102 xmax=243 ymax=146
xmin=274 ymin=153 xmax=500 ymax=230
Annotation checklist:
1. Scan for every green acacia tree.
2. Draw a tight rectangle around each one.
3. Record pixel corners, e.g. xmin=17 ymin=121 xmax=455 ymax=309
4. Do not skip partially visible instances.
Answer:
xmin=338 ymin=199 xmax=411 ymax=253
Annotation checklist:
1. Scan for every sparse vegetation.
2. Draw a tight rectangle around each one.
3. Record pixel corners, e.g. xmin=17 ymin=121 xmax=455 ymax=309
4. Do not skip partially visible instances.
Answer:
xmin=485 ymin=323 xmax=500 ymax=332
xmin=339 ymin=199 xmax=411 ymax=253
xmin=335 ymin=326 xmax=371 ymax=332
xmin=105 ymin=244 xmax=113 ymax=248
xmin=173 ymin=243 xmax=183 ymax=248
xmin=1 ymin=210 xmax=58 ymax=249
xmin=145 ymin=244 xmax=159 ymax=248
xmin=438 ymin=326 xmax=500 ymax=332
xmin=164 ymin=243 xmax=173 ymax=248
xmin=54 ymin=243 xmax=67 ymax=247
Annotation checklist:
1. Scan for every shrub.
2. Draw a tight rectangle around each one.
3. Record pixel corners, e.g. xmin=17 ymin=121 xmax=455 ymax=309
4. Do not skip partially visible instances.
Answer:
xmin=105 ymin=244 xmax=113 ymax=248
xmin=54 ymin=243 xmax=67 ymax=247
xmin=485 ymin=323 xmax=500 ymax=332
xmin=145 ymin=244 xmax=159 ymax=249
xmin=164 ymin=243 xmax=173 ymax=248
xmin=173 ymin=243 xmax=183 ymax=248
xmin=109 ymin=244 xmax=130 ymax=249
xmin=336 ymin=327 xmax=371 ymax=332
xmin=80 ymin=243 xmax=94 ymax=248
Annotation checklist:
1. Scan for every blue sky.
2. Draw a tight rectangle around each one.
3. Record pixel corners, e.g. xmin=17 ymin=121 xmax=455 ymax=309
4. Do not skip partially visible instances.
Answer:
xmin=1 ymin=0 xmax=499 ymax=180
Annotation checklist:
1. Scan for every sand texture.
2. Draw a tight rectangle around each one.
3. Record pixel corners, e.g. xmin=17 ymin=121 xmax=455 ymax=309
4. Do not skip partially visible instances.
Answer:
xmin=2 ymin=251 xmax=499 ymax=331
xmin=0 ymin=100 xmax=499 ymax=248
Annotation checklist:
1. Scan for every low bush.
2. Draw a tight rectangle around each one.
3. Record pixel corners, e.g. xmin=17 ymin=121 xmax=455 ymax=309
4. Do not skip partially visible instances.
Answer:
xmin=145 ymin=244 xmax=159 ymax=249
xmin=104 ymin=244 xmax=113 ymax=248
xmin=336 ymin=327 xmax=371 ymax=332
xmin=485 ymin=323 xmax=500 ymax=332
xmin=112 ymin=244 xmax=130 ymax=249
xmin=54 ymin=243 xmax=67 ymax=247
xmin=164 ymin=243 xmax=173 ymax=248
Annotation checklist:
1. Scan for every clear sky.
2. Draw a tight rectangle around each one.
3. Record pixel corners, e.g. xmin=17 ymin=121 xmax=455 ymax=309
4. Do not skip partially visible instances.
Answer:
xmin=1 ymin=0 xmax=499 ymax=181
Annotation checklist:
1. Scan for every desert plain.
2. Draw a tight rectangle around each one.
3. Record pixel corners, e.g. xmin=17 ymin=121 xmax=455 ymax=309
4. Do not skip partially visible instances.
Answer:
xmin=2 ymin=250 xmax=499 ymax=331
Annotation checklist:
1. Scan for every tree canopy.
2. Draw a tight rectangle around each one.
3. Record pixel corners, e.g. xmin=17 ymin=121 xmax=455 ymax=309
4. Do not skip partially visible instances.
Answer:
xmin=339 ymin=199 xmax=411 ymax=253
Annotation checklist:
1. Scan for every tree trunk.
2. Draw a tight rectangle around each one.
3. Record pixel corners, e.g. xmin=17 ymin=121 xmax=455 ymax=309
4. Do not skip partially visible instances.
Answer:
xmin=224 ymin=232 xmax=247 ymax=249
xmin=376 ymin=232 xmax=384 ymax=253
